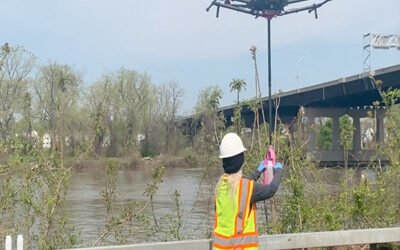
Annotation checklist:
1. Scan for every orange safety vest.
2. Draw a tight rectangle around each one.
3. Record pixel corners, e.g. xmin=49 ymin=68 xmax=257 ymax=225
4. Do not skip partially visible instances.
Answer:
xmin=213 ymin=177 xmax=258 ymax=250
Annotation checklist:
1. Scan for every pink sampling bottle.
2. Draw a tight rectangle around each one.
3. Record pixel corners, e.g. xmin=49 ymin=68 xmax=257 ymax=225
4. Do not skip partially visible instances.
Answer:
xmin=264 ymin=145 xmax=275 ymax=185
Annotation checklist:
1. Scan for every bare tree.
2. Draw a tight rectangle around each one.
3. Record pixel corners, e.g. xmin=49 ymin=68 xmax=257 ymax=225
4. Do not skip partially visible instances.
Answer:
xmin=0 ymin=45 xmax=35 ymax=141
xmin=86 ymin=75 xmax=115 ymax=156
xmin=33 ymin=62 xmax=81 ymax=151
xmin=157 ymin=81 xmax=184 ymax=154
xmin=194 ymin=86 xmax=224 ymax=151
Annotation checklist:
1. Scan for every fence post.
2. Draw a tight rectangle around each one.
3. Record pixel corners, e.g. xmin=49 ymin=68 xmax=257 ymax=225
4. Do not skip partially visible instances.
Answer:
xmin=17 ymin=235 xmax=23 ymax=250
xmin=5 ymin=235 xmax=12 ymax=250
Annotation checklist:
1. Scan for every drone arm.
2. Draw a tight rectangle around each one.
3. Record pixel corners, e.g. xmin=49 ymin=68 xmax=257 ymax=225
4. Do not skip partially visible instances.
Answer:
xmin=206 ymin=0 xmax=217 ymax=12
xmin=286 ymin=0 xmax=309 ymax=4
xmin=281 ymin=5 xmax=314 ymax=15
xmin=210 ymin=1 xmax=255 ymax=15
xmin=281 ymin=0 xmax=330 ymax=17
xmin=231 ymin=0 xmax=251 ymax=3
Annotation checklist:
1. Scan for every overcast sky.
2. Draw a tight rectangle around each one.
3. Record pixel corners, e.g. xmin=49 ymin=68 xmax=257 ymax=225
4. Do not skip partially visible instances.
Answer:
xmin=1 ymin=0 xmax=400 ymax=114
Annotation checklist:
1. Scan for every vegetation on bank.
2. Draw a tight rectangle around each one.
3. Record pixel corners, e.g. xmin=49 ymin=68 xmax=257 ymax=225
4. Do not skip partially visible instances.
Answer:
xmin=1 ymin=43 xmax=399 ymax=249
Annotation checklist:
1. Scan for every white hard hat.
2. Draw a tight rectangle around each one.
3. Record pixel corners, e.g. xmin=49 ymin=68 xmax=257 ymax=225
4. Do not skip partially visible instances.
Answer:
xmin=219 ymin=133 xmax=247 ymax=159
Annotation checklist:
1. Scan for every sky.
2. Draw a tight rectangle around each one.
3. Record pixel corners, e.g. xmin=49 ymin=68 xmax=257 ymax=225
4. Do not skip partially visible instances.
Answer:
xmin=1 ymin=0 xmax=400 ymax=115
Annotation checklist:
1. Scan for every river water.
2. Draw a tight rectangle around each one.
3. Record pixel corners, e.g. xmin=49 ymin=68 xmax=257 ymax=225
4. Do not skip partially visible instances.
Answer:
xmin=65 ymin=165 xmax=375 ymax=246
xmin=66 ymin=165 xmax=223 ymax=246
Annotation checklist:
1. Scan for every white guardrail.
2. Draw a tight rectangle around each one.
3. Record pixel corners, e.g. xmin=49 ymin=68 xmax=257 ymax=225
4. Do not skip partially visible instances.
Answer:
xmin=5 ymin=228 xmax=400 ymax=250
xmin=61 ymin=227 xmax=400 ymax=250
xmin=4 ymin=235 xmax=23 ymax=250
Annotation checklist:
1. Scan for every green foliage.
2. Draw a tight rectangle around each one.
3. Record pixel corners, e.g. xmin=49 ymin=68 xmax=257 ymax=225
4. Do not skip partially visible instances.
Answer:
xmin=0 ymin=43 xmax=191 ymax=160
xmin=0 ymin=44 xmax=35 ymax=142
xmin=0 ymin=43 xmax=10 ymax=70
xmin=339 ymin=114 xmax=354 ymax=151
xmin=193 ymin=86 xmax=225 ymax=157
xmin=339 ymin=114 xmax=354 ymax=169
xmin=2 ymin=43 xmax=400 ymax=248
xmin=319 ymin=118 xmax=332 ymax=150
xmin=157 ymin=190 xmax=186 ymax=241
xmin=183 ymin=147 xmax=198 ymax=166
xmin=156 ymin=82 xmax=184 ymax=154
xmin=86 ymin=69 xmax=186 ymax=158
xmin=231 ymin=103 xmax=244 ymax=134
xmin=229 ymin=78 xmax=246 ymax=105
xmin=238 ymin=87 xmax=400 ymax=236
xmin=278 ymin=88 xmax=399 ymax=233
xmin=92 ymin=160 xmax=151 ymax=246
xmin=195 ymin=86 xmax=222 ymax=114
xmin=0 ymin=138 xmax=81 ymax=249
xmin=380 ymin=89 xmax=400 ymax=166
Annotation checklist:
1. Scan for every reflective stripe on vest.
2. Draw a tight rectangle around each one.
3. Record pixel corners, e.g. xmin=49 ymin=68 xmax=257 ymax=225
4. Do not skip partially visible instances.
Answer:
xmin=214 ymin=177 xmax=258 ymax=248
xmin=213 ymin=232 xmax=259 ymax=246
xmin=236 ymin=178 xmax=249 ymax=234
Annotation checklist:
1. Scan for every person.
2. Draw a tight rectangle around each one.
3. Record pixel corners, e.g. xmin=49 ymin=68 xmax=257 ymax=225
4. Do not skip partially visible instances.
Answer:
xmin=213 ymin=133 xmax=283 ymax=250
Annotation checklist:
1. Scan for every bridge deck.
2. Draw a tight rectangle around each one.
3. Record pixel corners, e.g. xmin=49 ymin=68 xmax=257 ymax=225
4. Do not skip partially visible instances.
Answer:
xmin=179 ymin=65 xmax=400 ymax=165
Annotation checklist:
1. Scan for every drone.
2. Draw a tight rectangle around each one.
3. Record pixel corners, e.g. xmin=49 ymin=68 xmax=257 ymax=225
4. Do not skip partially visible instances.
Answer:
xmin=206 ymin=0 xmax=331 ymax=19
xmin=206 ymin=0 xmax=332 ymax=142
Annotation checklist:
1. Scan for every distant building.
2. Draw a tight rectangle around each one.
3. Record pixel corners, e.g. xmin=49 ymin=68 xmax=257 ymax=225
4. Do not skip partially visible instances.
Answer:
xmin=42 ymin=133 xmax=51 ymax=149
xmin=137 ymin=133 xmax=145 ymax=143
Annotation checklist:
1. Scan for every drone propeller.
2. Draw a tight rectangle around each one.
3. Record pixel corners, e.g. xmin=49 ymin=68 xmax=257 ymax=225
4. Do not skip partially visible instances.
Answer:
xmin=207 ymin=0 xmax=331 ymax=19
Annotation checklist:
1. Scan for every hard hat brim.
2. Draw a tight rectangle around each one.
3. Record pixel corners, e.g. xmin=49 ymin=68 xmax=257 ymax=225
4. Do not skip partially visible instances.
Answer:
xmin=219 ymin=148 xmax=247 ymax=159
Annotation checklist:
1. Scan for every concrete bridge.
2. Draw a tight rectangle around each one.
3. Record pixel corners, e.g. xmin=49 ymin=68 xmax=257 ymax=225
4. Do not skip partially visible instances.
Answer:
xmin=180 ymin=64 xmax=400 ymax=165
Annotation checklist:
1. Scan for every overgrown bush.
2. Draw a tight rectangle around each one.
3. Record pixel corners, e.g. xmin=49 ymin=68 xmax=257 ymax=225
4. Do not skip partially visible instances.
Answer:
xmin=253 ymin=87 xmax=400 ymax=234
xmin=184 ymin=147 xmax=198 ymax=166
xmin=0 ymin=137 xmax=81 ymax=249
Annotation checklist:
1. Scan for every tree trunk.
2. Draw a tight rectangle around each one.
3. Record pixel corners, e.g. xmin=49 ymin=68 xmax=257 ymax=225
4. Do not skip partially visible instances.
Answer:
xmin=213 ymin=115 xmax=220 ymax=147
xmin=165 ymin=122 xmax=170 ymax=154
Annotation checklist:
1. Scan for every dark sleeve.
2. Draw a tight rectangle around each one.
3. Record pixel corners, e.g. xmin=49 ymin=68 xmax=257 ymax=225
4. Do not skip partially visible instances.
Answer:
xmin=250 ymin=168 xmax=283 ymax=203
xmin=247 ymin=168 xmax=263 ymax=181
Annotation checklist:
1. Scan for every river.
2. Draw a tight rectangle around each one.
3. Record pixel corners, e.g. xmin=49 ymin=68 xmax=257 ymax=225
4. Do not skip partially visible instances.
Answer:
xmin=65 ymin=164 xmax=375 ymax=246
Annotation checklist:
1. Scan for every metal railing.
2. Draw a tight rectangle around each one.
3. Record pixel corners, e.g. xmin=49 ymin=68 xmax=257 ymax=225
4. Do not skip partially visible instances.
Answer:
xmin=60 ymin=227 xmax=400 ymax=250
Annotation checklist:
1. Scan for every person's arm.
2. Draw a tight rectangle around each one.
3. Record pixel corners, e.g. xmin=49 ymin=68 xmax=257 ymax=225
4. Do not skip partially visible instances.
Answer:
xmin=247 ymin=168 xmax=263 ymax=181
xmin=250 ymin=168 xmax=283 ymax=203
xmin=247 ymin=160 xmax=268 ymax=181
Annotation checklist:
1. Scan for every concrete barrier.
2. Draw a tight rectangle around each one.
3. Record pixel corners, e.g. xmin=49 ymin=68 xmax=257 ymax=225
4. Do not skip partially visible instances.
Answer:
xmin=63 ymin=227 xmax=400 ymax=250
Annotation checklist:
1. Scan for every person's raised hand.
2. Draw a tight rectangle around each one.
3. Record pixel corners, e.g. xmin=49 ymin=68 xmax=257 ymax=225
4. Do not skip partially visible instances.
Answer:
xmin=257 ymin=160 xmax=266 ymax=172
xmin=273 ymin=162 xmax=283 ymax=170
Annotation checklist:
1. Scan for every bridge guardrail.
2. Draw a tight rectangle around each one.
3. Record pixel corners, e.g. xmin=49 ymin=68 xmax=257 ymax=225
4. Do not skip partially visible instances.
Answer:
xmin=61 ymin=227 xmax=400 ymax=250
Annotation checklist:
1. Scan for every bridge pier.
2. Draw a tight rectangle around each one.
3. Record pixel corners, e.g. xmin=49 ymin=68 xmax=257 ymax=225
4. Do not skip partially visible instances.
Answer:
xmin=302 ymin=107 xmax=386 ymax=164
xmin=376 ymin=110 xmax=385 ymax=144
xmin=352 ymin=112 xmax=362 ymax=152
